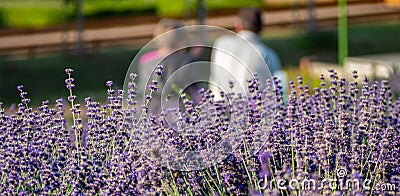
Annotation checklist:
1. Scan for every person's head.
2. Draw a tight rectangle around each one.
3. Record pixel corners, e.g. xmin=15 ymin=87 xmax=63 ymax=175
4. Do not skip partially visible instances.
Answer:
xmin=235 ymin=7 xmax=263 ymax=34
xmin=153 ymin=18 xmax=183 ymax=37
xmin=153 ymin=18 xmax=186 ymax=50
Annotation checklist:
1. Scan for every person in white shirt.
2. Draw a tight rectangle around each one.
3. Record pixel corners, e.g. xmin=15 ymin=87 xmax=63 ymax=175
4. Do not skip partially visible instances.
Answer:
xmin=209 ymin=7 xmax=284 ymax=100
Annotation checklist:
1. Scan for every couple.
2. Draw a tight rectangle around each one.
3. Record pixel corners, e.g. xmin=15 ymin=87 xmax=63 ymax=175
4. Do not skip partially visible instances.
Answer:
xmin=139 ymin=8 xmax=283 ymax=113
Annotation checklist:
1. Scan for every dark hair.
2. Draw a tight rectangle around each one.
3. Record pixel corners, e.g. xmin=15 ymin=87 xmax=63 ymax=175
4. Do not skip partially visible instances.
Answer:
xmin=238 ymin=7 xmax=262 ymax=34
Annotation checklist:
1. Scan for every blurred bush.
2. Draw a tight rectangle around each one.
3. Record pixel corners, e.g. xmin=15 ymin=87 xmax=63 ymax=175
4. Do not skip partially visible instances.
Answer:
xmin=0 ymin=0 xmax=263 ymax=28
xmin=0 ymin=0 xmax=65 ymax=28
xmin=156 ymin=0 xmax=262 ymax=17
xmin=83 ymin=0 xmax=155 ymax=18
xmin=0 ymin=0 xmax=155 ymax=28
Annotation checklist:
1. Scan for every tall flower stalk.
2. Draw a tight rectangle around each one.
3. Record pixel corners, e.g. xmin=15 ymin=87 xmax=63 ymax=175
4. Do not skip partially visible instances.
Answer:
xmin=0 ymin=68 xmax=398 ymax=195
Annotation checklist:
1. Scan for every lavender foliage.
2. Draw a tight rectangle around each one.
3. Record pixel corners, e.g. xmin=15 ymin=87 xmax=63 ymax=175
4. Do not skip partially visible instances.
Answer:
xmin=0 ymin=68 xmax=398 ymax=195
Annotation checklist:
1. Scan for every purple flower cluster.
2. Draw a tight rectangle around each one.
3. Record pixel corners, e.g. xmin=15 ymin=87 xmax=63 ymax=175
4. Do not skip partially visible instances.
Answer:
xmin=0 ymin=68 xmax=398 ymax=195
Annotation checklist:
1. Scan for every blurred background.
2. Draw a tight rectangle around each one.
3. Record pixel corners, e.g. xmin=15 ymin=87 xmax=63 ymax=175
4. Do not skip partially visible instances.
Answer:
xmin=0 ymin=0 xmax=400 ymax=106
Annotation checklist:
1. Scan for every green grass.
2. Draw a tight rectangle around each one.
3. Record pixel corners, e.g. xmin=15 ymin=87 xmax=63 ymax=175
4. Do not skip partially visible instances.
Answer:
xmin=1 ymin=22 xmax=400 ymax=106
xmin=264 ymin=21 xmax=400 ymax=66
xmin=0 ymin=46 xmax=139 ymax=106
xmin=265 ymin=29 xmax=339 ymax=66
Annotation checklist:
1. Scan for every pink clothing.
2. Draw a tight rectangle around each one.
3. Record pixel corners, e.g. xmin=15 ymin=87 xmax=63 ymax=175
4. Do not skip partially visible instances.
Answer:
xmin=139 ymin=50 xmax=159 ymax=65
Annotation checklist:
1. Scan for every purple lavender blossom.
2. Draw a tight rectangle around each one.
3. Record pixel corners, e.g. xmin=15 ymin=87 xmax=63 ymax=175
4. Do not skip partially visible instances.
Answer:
xmin=0 ymin=68 xmax=398 ymax=196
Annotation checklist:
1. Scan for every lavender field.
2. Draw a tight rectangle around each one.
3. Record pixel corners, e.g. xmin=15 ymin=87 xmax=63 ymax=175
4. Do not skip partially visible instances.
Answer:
xmin=0 ymin=67 xmax=399 ymax=195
